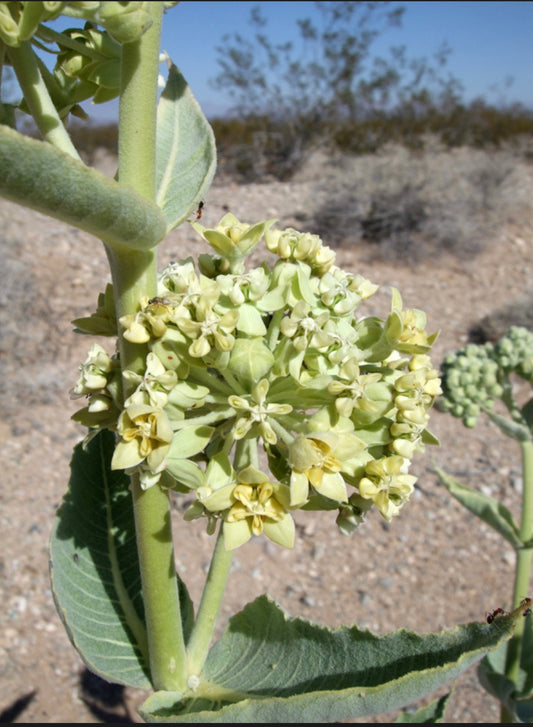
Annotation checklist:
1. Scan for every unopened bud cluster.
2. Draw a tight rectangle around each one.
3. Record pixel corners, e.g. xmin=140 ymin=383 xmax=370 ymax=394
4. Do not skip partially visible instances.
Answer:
xmin=495 ymin=326 xmax=533 ymax=383
xmin=439 ymin=326 xmax=533 ymax=428
xmin=72 ymin=213 xmax=441 ymax=550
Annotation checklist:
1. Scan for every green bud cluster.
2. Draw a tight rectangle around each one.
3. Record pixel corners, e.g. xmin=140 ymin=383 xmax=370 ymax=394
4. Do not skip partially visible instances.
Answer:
xmin=439 ymin=343 xmax=503 ymax=427
xmin=495 ymin=326 xmax=533 ymax=384
xmin=439 ymin=327 xmax=533 ymax=432
xmin=73 ymin=214 xmax=441 ymax=550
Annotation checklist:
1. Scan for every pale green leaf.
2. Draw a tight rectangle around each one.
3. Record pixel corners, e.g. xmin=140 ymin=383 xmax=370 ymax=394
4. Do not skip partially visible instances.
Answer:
xmin=139 ymin=594 xmax=520 ymax=722
xmin=155 ymin=61 xmax=216 ymax=233
xmin=486 ymin=410 xmax=532 ymax=442
xmin=436 ymin=468 xmax=522 ymax=548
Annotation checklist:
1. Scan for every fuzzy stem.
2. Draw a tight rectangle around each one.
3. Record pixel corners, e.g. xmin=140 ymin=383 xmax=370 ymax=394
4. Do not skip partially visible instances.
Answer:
xmin=112 ymin=2 xmax=187 ymax=692
xmin=501 ymin=437 xmax=533 ymax=721
xmin=7 ymin=40 xmax=80 ymax=159
xmin=186 ymin=525 xmax=233 ymax=677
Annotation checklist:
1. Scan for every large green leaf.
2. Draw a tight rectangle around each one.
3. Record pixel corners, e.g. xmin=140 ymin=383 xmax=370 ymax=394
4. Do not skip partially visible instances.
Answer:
xmin=0 ymin=126 xmax=167 ymax=251
xmin=155 ymin=60 xmax=216 ymax=233
xmin=139 ymin=594 xmax=520 ymax=722
xmin=49 ymin=429 xmax=193 ymax=689
xmin=436 ymin=468 xmax=523 ymax=548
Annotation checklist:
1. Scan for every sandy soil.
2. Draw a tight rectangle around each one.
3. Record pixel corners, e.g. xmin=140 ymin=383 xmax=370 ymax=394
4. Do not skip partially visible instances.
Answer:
xmin=1 ymin=148 xmax=533 ymax=723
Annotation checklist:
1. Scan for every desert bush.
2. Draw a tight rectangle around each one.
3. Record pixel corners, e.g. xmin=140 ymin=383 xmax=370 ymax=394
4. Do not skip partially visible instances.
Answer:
xmin=306 ymin=141 xmax=530 ymax=261
xmin=66 ymin=119 xmax=118 ymax=162
xmin=470 ymin=295 xmax=533 ymax=344
xmin=211 ymin=99 xmax=533 ymax=184
xmin=211 ymin=1 xmax=462 ymax=181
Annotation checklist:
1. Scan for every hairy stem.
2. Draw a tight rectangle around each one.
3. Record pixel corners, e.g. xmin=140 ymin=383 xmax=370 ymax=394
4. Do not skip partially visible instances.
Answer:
xmin=186 ymin=525 xmax=233 ymax=677
xmin=7 ymin=40 xmax=80 ymax=159
xmin=113 ymin=2 xmax=187 ymax=692
xmin=501 ymin=437 xmax=533 ymax=721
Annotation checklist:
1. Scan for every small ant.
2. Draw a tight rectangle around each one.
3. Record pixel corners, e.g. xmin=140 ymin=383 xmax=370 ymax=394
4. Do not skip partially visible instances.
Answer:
xmin=520 ymin=597 xmax=532 ymax=617
xmin=195 ymin=201 xmax=204 ymax=220
xmin=486 ymin=607 xmax=506 ymax=624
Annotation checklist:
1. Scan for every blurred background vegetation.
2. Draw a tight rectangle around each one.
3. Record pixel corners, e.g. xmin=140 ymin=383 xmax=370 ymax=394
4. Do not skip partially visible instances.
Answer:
xmin=3 ymin=1 xmax=531 ymax=180
xmin=3 ymin=0 xmax=532 ymax=329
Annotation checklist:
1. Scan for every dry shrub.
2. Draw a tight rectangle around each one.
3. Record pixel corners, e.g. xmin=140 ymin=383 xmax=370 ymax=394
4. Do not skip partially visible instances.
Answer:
xmin=304 ymin=138 xmax=533 ymax=262
xmin=469 ymin=295 xmax=533 ymax=343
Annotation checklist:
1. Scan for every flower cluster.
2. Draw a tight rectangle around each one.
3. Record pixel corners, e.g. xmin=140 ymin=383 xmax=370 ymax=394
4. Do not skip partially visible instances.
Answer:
xmin=72 ymin=213 xmax=441 ymax=550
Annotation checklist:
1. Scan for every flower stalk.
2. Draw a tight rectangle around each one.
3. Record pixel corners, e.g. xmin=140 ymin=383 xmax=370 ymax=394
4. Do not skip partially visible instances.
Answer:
xmin=7 ymin=39 xmax=80 ymax=158
xmin=186 ymin=525 xmax=233 ymax=678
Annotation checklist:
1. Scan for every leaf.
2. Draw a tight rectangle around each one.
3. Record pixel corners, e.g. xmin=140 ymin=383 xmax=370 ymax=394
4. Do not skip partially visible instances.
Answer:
xmin=436 ymin=468 xmax=523 ymax=549
xmin=395 ymin=692 xmax=451 ymax=722
xmin=477 ymin=649 xmax=516 ymax=708
xmin=0 ymin=126 xmax=167 ymax=251
xmin=49 ymin=429 xmax=193 ymax=689
xmin=486 ymin=410 xmax=532 ymax=443
xmin=155 ymin=60 xmax=217 ymax=233
xmin=139 ymin=594 xmax=520 ymax=723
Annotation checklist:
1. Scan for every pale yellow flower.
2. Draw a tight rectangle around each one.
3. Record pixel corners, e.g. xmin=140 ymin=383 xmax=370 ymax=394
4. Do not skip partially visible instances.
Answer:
xmin=358 ymin=456 xmax=416 ymax=521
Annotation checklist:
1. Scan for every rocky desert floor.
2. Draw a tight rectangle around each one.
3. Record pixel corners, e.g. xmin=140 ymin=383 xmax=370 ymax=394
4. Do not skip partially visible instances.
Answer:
xmin=1 ymin=145 xmax=533 ymax=723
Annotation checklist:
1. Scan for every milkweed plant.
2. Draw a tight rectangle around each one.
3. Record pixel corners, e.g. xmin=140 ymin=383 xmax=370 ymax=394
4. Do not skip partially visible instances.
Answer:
xmin=438 ymin=327 xmax=533 ymax=723
xmin=0 ymin=2 xmax=530 ymax=723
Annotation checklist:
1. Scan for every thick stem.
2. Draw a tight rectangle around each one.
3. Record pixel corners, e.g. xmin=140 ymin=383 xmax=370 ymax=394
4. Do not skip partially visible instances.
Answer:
xmin=186 ymin=525 xmax=233 ymax=677
xmin=7 ymin=40 xmax=80 ymax=159
xmin=118 ymin=10 xmax=161 ymax=197
xmin=131 ymin=471 xmax=187 ymax=690
xmin=114 ymin=3 xmax=187 ymax=692
xmin=501 ymin=438 xmax=533 ymax=721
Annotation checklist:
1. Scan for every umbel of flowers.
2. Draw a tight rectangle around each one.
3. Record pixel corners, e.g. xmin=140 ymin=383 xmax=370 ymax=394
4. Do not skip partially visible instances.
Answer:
xmin=72 ymin=214 xmax=442 ymax=550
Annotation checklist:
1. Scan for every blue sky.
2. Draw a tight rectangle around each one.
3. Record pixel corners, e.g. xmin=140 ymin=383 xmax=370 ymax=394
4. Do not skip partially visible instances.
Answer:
xmin=162 ymin=0 xmax=533 ymax=118
xmin=30 ymin=1 xmax=533 ymax=121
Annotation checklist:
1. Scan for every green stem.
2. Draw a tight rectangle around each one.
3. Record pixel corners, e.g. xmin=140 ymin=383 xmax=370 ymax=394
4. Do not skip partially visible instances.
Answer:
xmin=36 ymin=23 xmax=105 ymax=61
xmin=7 ymin=40 xmax=80 ymax=159
xmin=186 ymin=525 xmax=233 ymax=677
xmin=131 ymin=471 xmax=187 ymax=690
xmin=113 ymin=2 xmax=187 ymax=692
xmin=266 ymin=309 xmax=283 ymax=350
xmin=501 ymin=438 xmax=533 ymax=721
xmin=269 ymin=417 xmax=296 ymax=447
xmin=171 ymin=408 xmax=235 ymax=430
xmin=118 ymin=14 xmax=161 ymax=195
